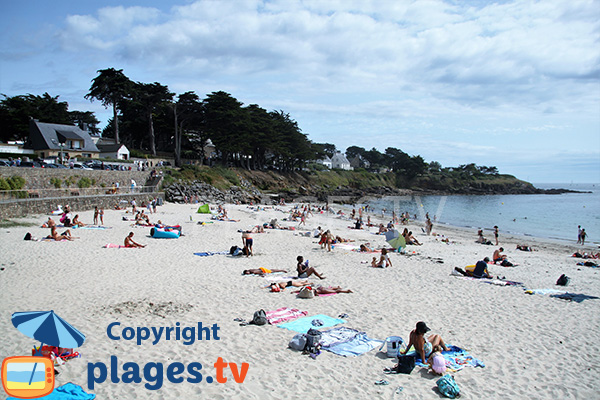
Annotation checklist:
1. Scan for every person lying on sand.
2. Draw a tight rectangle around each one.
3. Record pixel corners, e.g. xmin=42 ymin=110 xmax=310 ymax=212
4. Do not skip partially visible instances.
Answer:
xmin=269 ymin=280 xmax=309 ymax=292
xmin=359 ymin=243 xmax=374 ymax=252
xmin=124 ymin=232 xmax=145 ymax=248
xmin=242 ymin=267 xmax=286 ymax=276
xmin=335 ymin=235 xmax=354 ymax=243
xmin=516 ymin=244 xmax=534 ymax=251
xmin=47 ymin=226 xmax=74 ymax=241
xmin=400 ymin=321 xmax=449 ymax=363
xmin=313 ymin=286 xmax=352 ymax=294
xmin=428 ymin=345 xmax=447 ymax=375
xmin=297 ymin=256 xmax=325 ymax=279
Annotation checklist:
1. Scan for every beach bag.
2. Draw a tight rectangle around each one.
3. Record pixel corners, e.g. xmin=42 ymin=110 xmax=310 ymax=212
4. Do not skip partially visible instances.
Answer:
xmin=501 ymin=259 xmax=513 ymax=267
xmin=249 ymin=309 xmax=268 ymax=326
xmin=556 ymin=274 xmax=570 ymax=286
xmin=436 ymin=374 xmax=460 ymax=398
xmin=298 ymin=286 xmax=315 ymax=299
xmin=380 ymin=336 xmax=404 ymax=358
xmin=230 ymin=246 xmax=243 ymax=256
xmin=305 ymin=328 xmax=322 ymax=352
xmin=24 ymin=232 xmax=32 ymax=241
xmin=289 ymin=333 xmax=308 ymax=351
xmin=395 ymin=355 xmax=415 ymax=374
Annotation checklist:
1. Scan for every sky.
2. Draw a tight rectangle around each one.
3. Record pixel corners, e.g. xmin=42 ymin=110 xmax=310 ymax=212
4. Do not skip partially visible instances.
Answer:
xmin=1 ymin=0 xmax=599 ymax=184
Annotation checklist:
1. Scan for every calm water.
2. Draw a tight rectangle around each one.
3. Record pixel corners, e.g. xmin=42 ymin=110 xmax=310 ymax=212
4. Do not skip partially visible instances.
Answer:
xmin=365 ymin=183 xmax=600 ymax=245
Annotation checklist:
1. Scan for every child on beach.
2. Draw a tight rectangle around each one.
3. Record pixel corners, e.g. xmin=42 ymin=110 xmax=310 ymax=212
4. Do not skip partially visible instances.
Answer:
xmin=428 ymin=345 xmax=447 ymax=375
xmin=371 ymin=248 xmax=392 ymax=268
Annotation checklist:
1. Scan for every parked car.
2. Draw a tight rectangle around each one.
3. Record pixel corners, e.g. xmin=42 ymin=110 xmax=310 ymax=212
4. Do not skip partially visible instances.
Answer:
xmin=43 ymin=163 xmax=68 ymax=169
xmin=0 ymin=160 xmax=10 ymax=166
xmin=71 ymin=163 xmax=93 ymax=170
xmin=18 ymin=161 xmax=42 ymax=168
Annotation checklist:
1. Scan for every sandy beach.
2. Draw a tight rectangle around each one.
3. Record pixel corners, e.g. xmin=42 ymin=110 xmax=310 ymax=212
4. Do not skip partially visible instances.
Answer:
xmin=1 ymin=201 xmax=599 ymax=399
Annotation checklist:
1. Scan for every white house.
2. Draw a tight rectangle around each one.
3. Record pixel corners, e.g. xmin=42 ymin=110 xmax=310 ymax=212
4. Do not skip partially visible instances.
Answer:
xmin=94 ymin=138 xmax=130 ymax=160
xmin=331 ymin=152 xmax=353 ymax=170
xmin=315 ymin=155 xmax=332 ymax=169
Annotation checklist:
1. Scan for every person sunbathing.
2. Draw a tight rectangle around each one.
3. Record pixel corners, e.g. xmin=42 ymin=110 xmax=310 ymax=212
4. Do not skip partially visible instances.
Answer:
xmin=269 ymin=280 xmax=309 ymax=292
xmin=314 ymin=286 xmax=353 ymax=294
xmin=124 ymin=232 xmax=145 ymax=248
xmin=493 ymin=247 xmax=507 ymax=262
xmin=516 ymin=244 xmax=533 ymax=251
xmin=242 ymin=267 xmax=286 ymax=276
xmin=378 ymin=224 xmax=387 ymax=234
xmin=297 ymin=256 xmax=325 ymax=279
xmin=47 ymin=226 xmax=74 ymax=241
xmin=72 ymin=214 xmax=86 ymax=227
xmin=335 ymin=235 xmax=354 ymax=243
xmin=359 ymin=244 xmax=374 ymax=252
xmin=405 ymin=231 xmax=421 ymax=245
xmin=400 ymin=321 xmax=449 ymax=363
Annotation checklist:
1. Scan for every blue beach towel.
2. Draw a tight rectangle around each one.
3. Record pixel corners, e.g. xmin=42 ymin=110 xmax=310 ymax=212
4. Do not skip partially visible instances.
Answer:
xmin=408 ymin=345 xmax=485 ymax=372
xmin=9 ymin=383 xmax=95 ymax=399
xmin=194 ymin=251 xmax=229 ymax=256
xmin=320 ymin=327 xmax=383 ymax=357
xmin=277 ymin=314 xmax=345 ymax=333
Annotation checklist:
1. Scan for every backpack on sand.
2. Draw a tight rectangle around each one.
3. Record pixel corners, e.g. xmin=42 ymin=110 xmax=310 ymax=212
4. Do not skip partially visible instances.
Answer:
xmin=305 ymin=328 xmax=322 ymax=353
xmin=289 ymin=333 xmax=307 ymax=351
xmin=437 ymin=374 xmax=460 ymax=398
xmin=249 ymin=309 xmax=268 ymax=326
xmin=556 ymin=274 xmax=570 ymax=286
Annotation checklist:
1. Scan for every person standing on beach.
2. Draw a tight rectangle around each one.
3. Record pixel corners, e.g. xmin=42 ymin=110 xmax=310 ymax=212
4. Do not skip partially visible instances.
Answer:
xmin=93 ymin=206 xmax=99 ymax=225
xmin=580 ymin=229 xmax=587 ymax=245
xmin=577 ymin=225 xmax=582 ymax=244
xmin=494 ymin=226 xmax=499 ymax=245
xmin=242 ymin=230 xmax=253 ymax=257
xmin=426 ymin=217 xmax=433 ymax=235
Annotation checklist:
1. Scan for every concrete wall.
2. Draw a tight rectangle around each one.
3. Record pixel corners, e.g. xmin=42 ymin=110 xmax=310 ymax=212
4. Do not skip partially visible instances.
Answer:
xmin=0 ymin=167 xmax=163 ymax=219
xmin=0 ymin=167 xmax=153 ymax=191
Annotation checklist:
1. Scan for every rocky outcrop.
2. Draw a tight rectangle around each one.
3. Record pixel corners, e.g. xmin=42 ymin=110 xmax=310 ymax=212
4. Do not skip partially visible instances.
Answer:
xmin=164 ymin=180 xmax=263 ymax=204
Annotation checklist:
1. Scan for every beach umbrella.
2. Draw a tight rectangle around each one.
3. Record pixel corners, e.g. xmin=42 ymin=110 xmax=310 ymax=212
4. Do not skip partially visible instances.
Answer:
xmin=11 ymin=310 xmax=85 ymax=386
xmin=12 ymin=310 xmax=85 ymax=349
xmin=385 ymin=229 xmax=406 ymax=250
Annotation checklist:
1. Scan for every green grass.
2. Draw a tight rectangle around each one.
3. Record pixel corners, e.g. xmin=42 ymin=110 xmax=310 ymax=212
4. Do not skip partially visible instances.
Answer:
xmin=0 ymin=219 xmax=37 ymax=228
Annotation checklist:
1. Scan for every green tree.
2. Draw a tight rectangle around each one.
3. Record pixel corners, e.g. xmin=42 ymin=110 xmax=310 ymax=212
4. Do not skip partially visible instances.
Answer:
xmin=85 ymin=68 xmax=133 ymax=143
xmin=174 ymin=91 xmax=204 ymax=166
xmin=131 ymin=82 xmax=174 ymax=156
xmin=69 ymin=111 xmax=100 ymax=135
xmin=203 ymin=91 xmax=245 ymax=166
xmin=0 ymin=93 xmax=72 ymax=141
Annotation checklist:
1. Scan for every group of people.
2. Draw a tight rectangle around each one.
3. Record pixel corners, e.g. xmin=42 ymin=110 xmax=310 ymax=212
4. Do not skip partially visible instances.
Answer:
xmin=577 ymin=225 xmax=588 ymax=245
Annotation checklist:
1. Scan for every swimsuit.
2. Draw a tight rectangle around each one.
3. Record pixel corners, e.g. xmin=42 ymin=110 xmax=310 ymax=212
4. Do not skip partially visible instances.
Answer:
xmin=286 ymin=281 xmax=293 ymax=288
xmin=259 ymin=267 xmax=271 ymax=274
xmin=423 ymin=341 xmax=433 ymax=358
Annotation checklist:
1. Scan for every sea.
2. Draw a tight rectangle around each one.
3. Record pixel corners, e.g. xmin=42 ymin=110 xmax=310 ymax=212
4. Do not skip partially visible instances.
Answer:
xmin=364 ymin=183 xmax=600 ymax=246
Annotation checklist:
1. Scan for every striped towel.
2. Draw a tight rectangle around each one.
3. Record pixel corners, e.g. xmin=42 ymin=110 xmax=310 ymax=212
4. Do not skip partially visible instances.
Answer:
xmin=266 ymin=307 xmax=308 ymax=325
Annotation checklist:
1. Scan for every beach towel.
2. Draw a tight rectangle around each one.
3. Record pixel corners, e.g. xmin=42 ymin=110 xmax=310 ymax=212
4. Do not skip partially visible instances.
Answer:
xmin=277 ymin=314 xmax=346 ymax=333
xmin=193 ymin=251 xmax=229 ymax=256
xmin=8 ymin=382 xmax=95 ymax=400
xmin=320 ymin=327 xmax=383 ymax=357
xmin=103 ymin=243 xmax=132 ymax=249
xmin=79 ymin=226 xmax=111 ymax=230
xmin=409 ymin=345 xmax=485 ymax=372
xmin=524 ymin=288 xmax=566 ymax=296
xmin=266 ymin=307 xmax=308 ymax=325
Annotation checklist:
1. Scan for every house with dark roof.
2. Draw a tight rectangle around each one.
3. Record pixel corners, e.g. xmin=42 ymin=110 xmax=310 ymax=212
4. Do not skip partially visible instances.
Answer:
xmin=27 ymin=119 xmax=100 ymax=159
xmin=331 ymin=152 xmax=353 ymax=170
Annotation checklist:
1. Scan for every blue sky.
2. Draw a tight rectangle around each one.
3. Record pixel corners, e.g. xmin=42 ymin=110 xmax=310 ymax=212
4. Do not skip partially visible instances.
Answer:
xmin=1 ymin=0 xmax=599 ymax=183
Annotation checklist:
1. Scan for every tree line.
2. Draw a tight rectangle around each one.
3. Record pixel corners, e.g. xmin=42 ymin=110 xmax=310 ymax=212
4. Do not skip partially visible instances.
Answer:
xmin=0 ymin=67 xmax=500 ymax=181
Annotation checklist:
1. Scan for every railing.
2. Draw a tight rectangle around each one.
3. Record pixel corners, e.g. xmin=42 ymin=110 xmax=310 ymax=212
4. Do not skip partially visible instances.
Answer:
xmin=0 ymin=185 xmax=161 ymax=202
